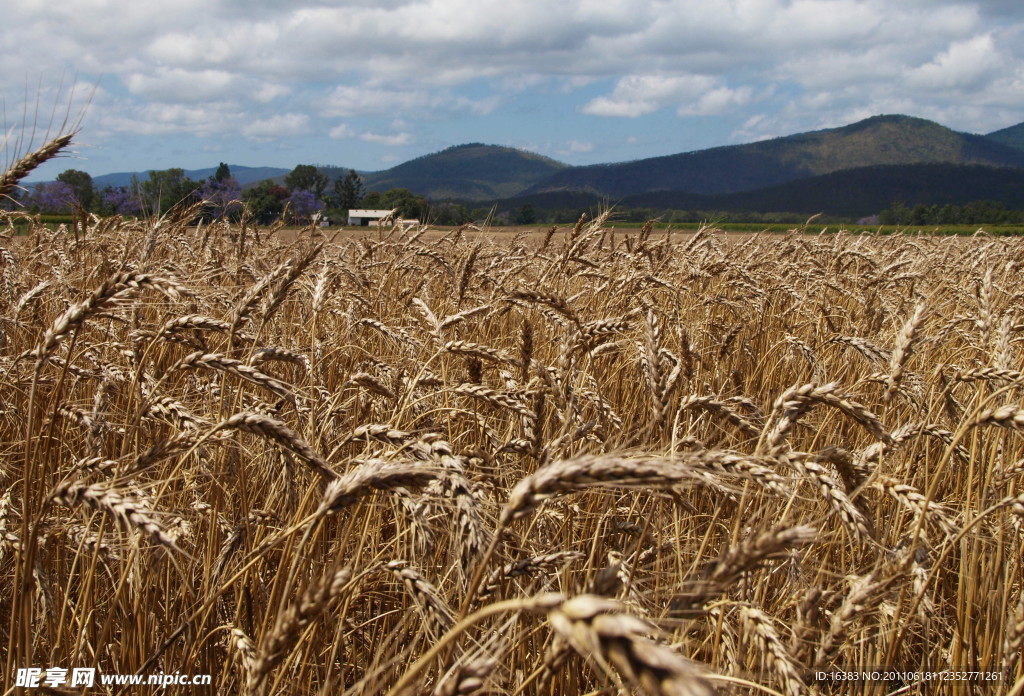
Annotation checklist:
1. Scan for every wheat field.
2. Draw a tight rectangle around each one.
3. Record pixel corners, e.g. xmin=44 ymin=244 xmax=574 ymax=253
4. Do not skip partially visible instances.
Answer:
xmin=1 ymin=193 xmax=1023 ymax=695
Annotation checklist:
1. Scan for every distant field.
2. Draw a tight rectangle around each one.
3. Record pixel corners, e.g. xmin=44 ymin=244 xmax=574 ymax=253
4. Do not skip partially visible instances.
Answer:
xmin=292 ymin=220 xmax=1024 ymax=246
xmin=556 ymin=220 xmax=1024 ymax=235
xmin=10 ymin=213 xmax=1024 ymax=238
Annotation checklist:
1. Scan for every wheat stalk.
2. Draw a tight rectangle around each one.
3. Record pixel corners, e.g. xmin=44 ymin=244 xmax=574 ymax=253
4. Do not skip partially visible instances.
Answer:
xmin=546 ymin=594 xmax=715 ymax=696
xmin=51 ymin=479 xmax=186 ymax=554
xmin=247 ymin=565 xmax=351 ymax=695
xmin=0 ymin=132 xmax=75 ymax=198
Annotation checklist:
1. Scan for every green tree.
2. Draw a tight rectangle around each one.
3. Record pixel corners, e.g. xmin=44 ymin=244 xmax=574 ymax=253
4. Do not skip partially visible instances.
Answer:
xmin=333 ymin=169 xmax=364 ymax=210
xmin=56 ymin=169 xmax=95 ymax=210
xmin=937 ymin=204 xmax=959 ymax=225
xmin=213 ymin=162 xmax=232 ymax=183
xmin=285 ymin=164 xmax=329 ymax=198
xmin=430 ymin=201 xmax=471 ymax=226
xmin=242 ymin=179 xmax=290 ymax=224
xmin=139 ymin=168 xmax=199 ymax=215
xmin=360 ymin=191 xmax=382 ymax=209
xmin=880 ymin=201 xmax=910 ymax=225
xmin=514 ymin=203 xmax=537 ymax=225
xmin=378 ymin=188 xmax=426 ymax=219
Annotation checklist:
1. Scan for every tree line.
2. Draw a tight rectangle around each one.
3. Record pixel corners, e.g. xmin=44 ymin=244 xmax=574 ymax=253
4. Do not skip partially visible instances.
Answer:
xmin=19 ymin=164 xmax=1021 ymax=228
xmin=878 ymin=200 xmax=1024 ymax=225
xmin=6 ymin=163 xmax=479 ymax=226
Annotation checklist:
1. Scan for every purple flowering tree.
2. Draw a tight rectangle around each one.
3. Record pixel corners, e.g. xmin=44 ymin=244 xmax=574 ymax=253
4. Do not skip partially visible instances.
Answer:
xmin=102 ymin=187 xmax=143 ymax=216
xmin=200 ymin=176 xmax=242 ymax=220
xmin=286 ymin=189 xmax=326 ymax=224
xmin=30 ymin=181 xmax=77 ymax=213
xmin=1 ymin=189 xmax=22 ymax=211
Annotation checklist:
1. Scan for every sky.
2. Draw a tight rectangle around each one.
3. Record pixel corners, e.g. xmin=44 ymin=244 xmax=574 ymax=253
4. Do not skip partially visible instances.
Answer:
xmin=3 ymin=0 xmax=1023 ymax=181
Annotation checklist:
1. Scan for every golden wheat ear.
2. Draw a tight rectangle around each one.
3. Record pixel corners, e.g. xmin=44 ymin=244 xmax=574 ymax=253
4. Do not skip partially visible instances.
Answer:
xmin=0 ymin=131 xmax=76 ymax=199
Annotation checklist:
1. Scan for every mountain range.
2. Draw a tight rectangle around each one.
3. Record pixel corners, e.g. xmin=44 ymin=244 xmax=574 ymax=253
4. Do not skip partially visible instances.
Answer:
xmin=518 ymin=115 xmax=1024 ymax=198
xmin=89 ymin=165 xmax=292 ymax=190
xmin=986 ymin=122 xmax=1024 ymax=152
xmin=60 ymin=114 xmax=1024 ymax=219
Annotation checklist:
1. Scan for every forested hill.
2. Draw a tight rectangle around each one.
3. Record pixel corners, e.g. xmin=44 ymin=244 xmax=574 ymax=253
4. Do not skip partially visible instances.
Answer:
xmin=618 ymin=163 xmax=1024 ymax=218
xmin=360 ymin=144 xmax=567 ymax=201
xmin=521 ymin=115 xmax=1024 ymax=198
xmin=986 ymin=122 xmax=1024 ymax=152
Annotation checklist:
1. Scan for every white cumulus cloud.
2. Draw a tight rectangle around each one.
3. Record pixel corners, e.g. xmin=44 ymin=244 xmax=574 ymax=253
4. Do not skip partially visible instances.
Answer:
xmin=124 ymin=68 xmax=235 ymax=102
xmin=583 ymin=75 xmax=720 ymax=117
xmin=2 ymin=0 xmax=1023 ymax=172
xmin=242 ymin=113 xmax=310 ymax=140
xmin=360 ymin=131 xmax=413 ymax=146
xmin=909 ymin=34 xmax=1002 ymax=91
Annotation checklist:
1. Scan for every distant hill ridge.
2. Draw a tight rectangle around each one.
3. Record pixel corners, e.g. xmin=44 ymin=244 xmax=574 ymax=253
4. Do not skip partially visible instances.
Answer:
xmin=88 ymin=165 xmax=292 ymax=190
xmin=619 ymin=163 xmax=1024 ymax=218
xmin=73 ymin=144 xmax=567 ymax=203
xmin=986 ymin=122 xmax=1024 ymax=152
xmin=360 ymin=143 xmax=568 ymax=200
xmin=31 ymin=114 xmax=1024 ymax=216
xmin=520 ymin=114 xmax=1024 ymax=198
xmin=491 ymin=162 xmax=1024 ymax=219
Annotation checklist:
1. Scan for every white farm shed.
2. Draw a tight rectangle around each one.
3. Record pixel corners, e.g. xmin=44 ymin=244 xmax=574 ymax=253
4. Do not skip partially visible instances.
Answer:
xmin=347 ymin=209 xmax=393 ymax=226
